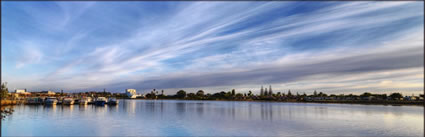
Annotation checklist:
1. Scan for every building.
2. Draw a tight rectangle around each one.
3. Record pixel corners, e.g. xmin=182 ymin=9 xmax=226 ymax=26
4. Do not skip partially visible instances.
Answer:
xmin=126 ymin=89 xmax=141 ymax=98
xmin=15 ymin=89 xmax=27 ymax=93
xmin=41 ymin=91 xmax=56 ymax=95
xmin=404 ymin=96 xmax=418 ymax=101
xmin=14 ymin=89 xmax=31 ymax=96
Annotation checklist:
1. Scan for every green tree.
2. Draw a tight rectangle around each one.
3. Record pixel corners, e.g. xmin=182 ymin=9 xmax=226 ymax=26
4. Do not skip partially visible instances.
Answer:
xmin=1 ymin=82 xmax=13 ymax=120
xmin=176 ymin=90 xmax=187 ymax=99
xmin=389 ymin=93 xmax=403 ymax=99
xmin=1 ymin=82 xmax=9 ymax=99
xmin=187 ymin=93 xmax=196 ymax=99
xmin=248 ymin=90 xmax=252 ymax=96
xmin=318 ymin=92 xmax=327 ymax=97
xmin=360 ymin=92 xmax=372 ymax=97
xmin=277 ymin=92 xmax=281 ymax=96
xmin=225 ymin=91 xmax=232 ymax=99
xmin=287 ymin=90 xmax=292 ymax=97
xmin=145 ymin=93 xmax=155 ymax=99
xmin=231 ymin=89 xmax=236 ymax=96
xmin=235 ymin=93 xmax=243 ymax=98
xmin=196 ymin=90 xmax=205 ymax=97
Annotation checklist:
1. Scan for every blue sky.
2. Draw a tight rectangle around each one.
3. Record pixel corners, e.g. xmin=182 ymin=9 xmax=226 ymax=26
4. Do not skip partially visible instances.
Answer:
xmin=2 ymin=1 xmax=424 ymax=95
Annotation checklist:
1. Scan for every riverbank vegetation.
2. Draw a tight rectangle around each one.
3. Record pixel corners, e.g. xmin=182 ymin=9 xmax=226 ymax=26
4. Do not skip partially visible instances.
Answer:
xmin=141 ymin=89 xmax=424 ymax=105
xmin=1 ymin=83 xmax=14 ymax=120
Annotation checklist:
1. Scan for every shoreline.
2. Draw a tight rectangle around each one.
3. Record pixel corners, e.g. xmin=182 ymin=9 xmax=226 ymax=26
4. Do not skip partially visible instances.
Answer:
xmin=119 ymin=98 xmax=424 ymax=106
xmin=2 ymin=98 xmax=423 ymax=107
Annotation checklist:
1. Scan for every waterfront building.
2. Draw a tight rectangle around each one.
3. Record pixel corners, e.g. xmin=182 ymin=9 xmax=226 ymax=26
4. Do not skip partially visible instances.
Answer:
xmin=404 ymin=96 xmax=418 ymax=101
xmin=15 ymin=89 xmax=27 ymax=93
xmin=30 ymin=91 xmax=56 ymax=96
xmin=126 ymin=89 xmax=141 ymax=98
xmin=14 ymin=89 xmax=31 ymax=97
xmin=41 ymin=91 xmax=56 ymax=95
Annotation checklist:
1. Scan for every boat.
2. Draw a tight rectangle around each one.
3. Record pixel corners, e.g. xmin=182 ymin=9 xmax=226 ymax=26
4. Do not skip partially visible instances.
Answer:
xmin=62 ymin=97 xmax=74 ymax=105
xmin=79 ymin=97 xmax=90 ymax=105
xmin=26 ymin=97 xmax=43 ymax=105
xmin=108 ymin=98 xmax=119 ymax=105
xmin=87 ymin=97 xmax=93 ymax=103
xmin=86 ymin=97 xmax=94 ymax=104
xmin=74 ymin=99 xmax=80 ymax=104
xmin=95 ymin=97 xmax=107 ymax=105
xmin=45 ymin=97 xmax=58 ymax=105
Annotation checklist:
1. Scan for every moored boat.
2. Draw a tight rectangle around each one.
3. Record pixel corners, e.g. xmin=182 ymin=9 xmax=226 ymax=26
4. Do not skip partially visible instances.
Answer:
xmin=74 ymin=99 xmax=80 ymax=104
xmin=87 ymin=97 xmax=94 ymax=104
xmin=62 ymin=97 xmax=74 ymax=105
xmin=26 ymin=97 xmax=43 ymax=105
xmin=79 ymin=97 xmax=90 ymax=105
xmin=95 ymin=97 xmax=107 ymax=106
xmin=45 ymin=97 xmax=58 ymax=105
xmin=108 ymin=98 xmax=119 ymax=105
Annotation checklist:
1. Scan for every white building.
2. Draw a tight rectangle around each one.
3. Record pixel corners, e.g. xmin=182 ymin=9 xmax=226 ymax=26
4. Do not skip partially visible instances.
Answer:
xmin=41 ymin=91 xmax=56 ymax=95
xmin=126 ymin=89 xmax=141 ymax=98
xmin=15 ymin=89 xmax=27 ymax=93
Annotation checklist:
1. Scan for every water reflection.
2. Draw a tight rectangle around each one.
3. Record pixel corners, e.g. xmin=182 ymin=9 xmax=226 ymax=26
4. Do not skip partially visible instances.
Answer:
xmin=2 ymin=100 xmax=423 ymax=136
xmin=260 ymin=103 xmax=274 ymax=121
xmin=196 ymin=102 xmax=204 ymax=117
xmin=79 ymin=104 xmax=88 ymax=111
xmin=109 ymin=104 xmax=119 ymax=112
xmin=43 ymin=105 xmax=57 ymax=117
xmin=122 ymin=100 xmax=136 ymax=116
xmin=176 ymin=102 xmax=186 ymax=116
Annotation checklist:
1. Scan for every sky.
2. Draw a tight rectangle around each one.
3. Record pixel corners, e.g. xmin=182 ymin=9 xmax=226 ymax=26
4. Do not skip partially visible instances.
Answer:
xmin=1 ymin=1 xmax=424 ymax=95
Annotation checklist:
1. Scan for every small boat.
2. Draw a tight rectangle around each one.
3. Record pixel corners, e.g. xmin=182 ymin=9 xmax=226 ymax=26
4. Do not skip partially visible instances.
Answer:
xmin=45 ymin=97 xmax=58 ymax=105
xmin=62 ymin=97 xmax=74 ymax=105
xmin=108 ymin=98 xmax=119 ymax=105
xmin=95 ymin=97 xmax=107 ymax=106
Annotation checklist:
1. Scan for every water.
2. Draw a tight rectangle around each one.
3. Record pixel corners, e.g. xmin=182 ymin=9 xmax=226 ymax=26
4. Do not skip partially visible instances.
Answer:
xmin=2 ymin=100 xmax=423 ymax=136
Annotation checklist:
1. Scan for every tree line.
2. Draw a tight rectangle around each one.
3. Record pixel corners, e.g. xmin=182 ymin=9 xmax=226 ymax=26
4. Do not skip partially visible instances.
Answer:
xmin=142 ymin=88 xmax=421 ymax=101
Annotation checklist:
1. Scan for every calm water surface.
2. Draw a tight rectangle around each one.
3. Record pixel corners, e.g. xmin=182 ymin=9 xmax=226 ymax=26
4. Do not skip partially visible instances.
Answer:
xmin=2 ymin=100 xmax=423 ymax=136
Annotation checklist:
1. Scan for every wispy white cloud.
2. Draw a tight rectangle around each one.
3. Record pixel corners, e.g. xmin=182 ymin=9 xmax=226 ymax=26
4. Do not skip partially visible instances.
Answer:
xmin=15 ymin=41 xmax=44 ymax=69
xmin=2 ymin=1 xmax=423 ymax=94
